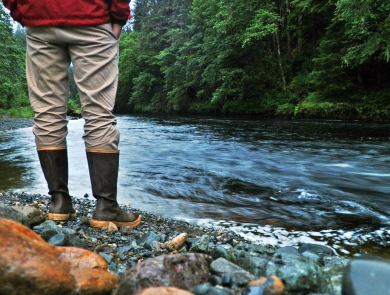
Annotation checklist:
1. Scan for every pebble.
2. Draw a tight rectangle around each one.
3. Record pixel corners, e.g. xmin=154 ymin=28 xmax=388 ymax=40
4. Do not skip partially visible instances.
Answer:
xmin=0 ymin=116 xmax=34 ymax=132
xmin=2 ymin=191 xmax=390 ymax=295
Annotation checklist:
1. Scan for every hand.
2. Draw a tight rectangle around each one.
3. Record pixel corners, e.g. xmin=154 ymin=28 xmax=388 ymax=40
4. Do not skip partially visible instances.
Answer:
xmin=112 ymin=23 xmax=122 ymax=39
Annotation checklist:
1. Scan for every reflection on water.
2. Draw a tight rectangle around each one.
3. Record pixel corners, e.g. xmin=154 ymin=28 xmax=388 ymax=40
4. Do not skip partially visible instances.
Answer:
xmin=0 ymin=161 xmax=28 ymax=189
xmin=1 ymin=116 xmax=390 ymax=255
xmin=0 ymin=128 xmax=38 ymax=190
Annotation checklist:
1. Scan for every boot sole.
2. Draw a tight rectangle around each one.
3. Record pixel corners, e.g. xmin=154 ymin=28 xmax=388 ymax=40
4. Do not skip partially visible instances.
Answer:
xmin=90 ymin=215 xmax=142 ymax=229
xmin=48 ymin=212 xmax=77 ymax=221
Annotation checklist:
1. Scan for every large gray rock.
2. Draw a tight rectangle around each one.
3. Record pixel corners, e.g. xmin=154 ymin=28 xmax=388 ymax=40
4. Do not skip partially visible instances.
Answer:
xmin=0 ymin=204 xmax=29 ymax=226
xmin=298 ymin=243 xmax=338 ymax=266
xmin=189 ymin=235 xmax=210 ymax=253
xmin=12 ymin=205 xmax=46 ymax=227
xmin=209 ymin=245 xmax=230 ymax=260
xmin=342 ymin=255 xmax=390 ymax=295
xmin=210 ymin=257 xmax=256 ymax=286
xmin=227 ymin=244 xmax=275 ymax=277
xmin=266 ymin=250 xmax=333 ymax=294
xmin=114 ymin=253 xmax=212 ymax=295
xmin=33 ymin=220 xmax=61 ymax=241
xmin=137 ymin=231 xmax=161 ymax=245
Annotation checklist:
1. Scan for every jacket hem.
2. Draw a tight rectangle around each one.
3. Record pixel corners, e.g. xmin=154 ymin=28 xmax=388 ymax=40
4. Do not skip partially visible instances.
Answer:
xmin=22 ymin=17 xmax=112 ymax=27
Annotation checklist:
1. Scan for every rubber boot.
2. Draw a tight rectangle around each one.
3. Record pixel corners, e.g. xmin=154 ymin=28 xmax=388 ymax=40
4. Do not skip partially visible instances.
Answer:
xmin=86 ymin=150 xmax=141 ymax=229
xmin=37 ymin=148 xmax=76 ymax=221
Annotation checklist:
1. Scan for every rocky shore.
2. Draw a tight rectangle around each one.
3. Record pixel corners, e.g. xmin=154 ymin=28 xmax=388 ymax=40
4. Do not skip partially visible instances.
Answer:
xmin=0 ymin=115 xmax=34 ymax=132
xmin=1 ymin=118 xmax=390 ymax=295
xmin=2 ymin=191 xmax=390 ymax=295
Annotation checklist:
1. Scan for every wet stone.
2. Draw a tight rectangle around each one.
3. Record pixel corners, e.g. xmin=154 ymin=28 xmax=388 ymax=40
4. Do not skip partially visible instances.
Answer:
xmin=221 ymin=274 xmax=232 ymax=287
xmin=99 ymin=252 xmax=114 ymax=263
xmin=117 ymin=245 xmax=132 ymax=257
xmin=298 ymin=243 xmax=337 ymax=266
xmin=227 ymin=249 xmax=269 ymax=277
xmin=203 ymin=287 xmax=233 ymax=295
xmin=137 ymin=231 xmax=161 ymax=245
xmin=33 ymin=220 xmax=62 ymax=241
xmin=95 ymin=244 xmax=115 ymax=254
xmin=120 ymin=225 xmax=136 ymax=235
xmin=114 ymin=253 xmax=212 ymax=295
xmin=190 ymin=234 xmax=210 ymax=253
xmin=61 ymin=227 xmax=76 ymax=236
xmin=80 ymin=215 xmax=90 ymax=225
xmin=0 ymin=204 xmax=29 ymax=227
xmin=210 ymin=257 xmax=256 ymax=287
xmin=48 ymin=233 xmax=69 ymax=246
xmin=209 ymin=245 xmax=230 ymax=260
xmin=298 ymin=243 xmax=337 ymax=256
xmin=276 ymin=246 xmax=300 ymax=255
xmin=266 ymin=251 xmax=328 ymax=293
xmin=342 ymin=255 xmax=390 ymax=295
xmin=11 ymin=205 xmax=46 ymax=227
xmin=208 ymin=275 xmax=223 ymax=286
xmin=68 ymin=235 xmax=86 ymax=248
xmin=190 ymin=282 xmax=213 ymax=294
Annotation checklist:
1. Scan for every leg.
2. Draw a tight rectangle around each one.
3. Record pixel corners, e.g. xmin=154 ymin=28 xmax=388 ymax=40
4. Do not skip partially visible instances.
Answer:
xmin=86 ymin=150 xmax=141 ymax=228
xmin=37 ymin=147 xmax=76 ymax=220
xmin=69 ymin=24 xmax=120 ymax=150
xmin=26 ymin=27 xmax=75 ymax=220
xmin=26 ymin=26 xmax=70 ymax=148
xmin=68 ymin=25 xmax=140 ymax=228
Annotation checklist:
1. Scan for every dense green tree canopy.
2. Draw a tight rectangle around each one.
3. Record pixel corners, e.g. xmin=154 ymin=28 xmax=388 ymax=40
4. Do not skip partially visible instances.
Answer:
xmin=1 ymin=1 xmax=389 ymax=120
xmin=0 ymin=3 xmax=28 ymax=113
xmin=114 ymin=0 xmax=390 ymax=119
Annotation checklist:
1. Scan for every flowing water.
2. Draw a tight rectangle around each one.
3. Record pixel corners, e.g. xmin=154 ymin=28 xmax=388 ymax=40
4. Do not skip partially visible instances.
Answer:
xmin=1 ymin=115 xmax=390 ymax=256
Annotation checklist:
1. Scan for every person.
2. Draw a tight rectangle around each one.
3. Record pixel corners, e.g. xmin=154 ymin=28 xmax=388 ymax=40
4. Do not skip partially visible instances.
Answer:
xmin=3 ymin=0 xmax=141 ymax=229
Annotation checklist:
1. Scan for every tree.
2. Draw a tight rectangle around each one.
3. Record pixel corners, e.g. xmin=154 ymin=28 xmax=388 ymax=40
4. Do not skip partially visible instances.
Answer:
xmin=14 ymin=24 xmax=26 ymax=47
xmin=0 ymin=3 xmax=28 ymax=111
xmin=336 ymin=0 xmax=390 ymax=66
xmin=115 ymin=0 xmax=390 ymax=119
xmin=115 ymin=31 xmax=141 ymax=113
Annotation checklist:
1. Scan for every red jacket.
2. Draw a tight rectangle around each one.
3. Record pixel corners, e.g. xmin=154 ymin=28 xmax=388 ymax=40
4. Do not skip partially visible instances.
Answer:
xmin=3 ymin=0 xmax=131 ymax=27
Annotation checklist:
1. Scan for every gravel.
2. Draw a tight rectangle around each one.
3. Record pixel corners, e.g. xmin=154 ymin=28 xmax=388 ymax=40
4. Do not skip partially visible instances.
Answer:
xmin=0 ymin=191 xmax=250 ymax=277
xmin=0 ymin=116 xmax=34 ymax=132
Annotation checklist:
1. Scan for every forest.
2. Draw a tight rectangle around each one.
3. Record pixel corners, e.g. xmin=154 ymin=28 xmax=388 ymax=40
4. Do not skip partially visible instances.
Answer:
xmin=1 ymin=0 xmax=390 ymax=120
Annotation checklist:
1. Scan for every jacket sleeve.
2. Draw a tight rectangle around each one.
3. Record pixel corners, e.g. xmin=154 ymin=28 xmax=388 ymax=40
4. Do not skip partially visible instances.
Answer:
xmin=2 ymin=0 xmax=23 ymax=24
xmin=109 ymin=0 xmax=131 ymax=26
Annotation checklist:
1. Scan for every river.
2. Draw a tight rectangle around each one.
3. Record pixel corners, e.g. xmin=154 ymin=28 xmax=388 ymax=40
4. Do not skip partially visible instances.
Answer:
xmin=1 ymin=115 xmax=390 ymax=257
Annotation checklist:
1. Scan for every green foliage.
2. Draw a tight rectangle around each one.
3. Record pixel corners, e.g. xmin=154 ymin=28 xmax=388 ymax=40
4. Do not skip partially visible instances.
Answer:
xmin=122 ymin=0 xmax=182 ymax=113
xmin=0 ymin=106 xmax=33 ymax=118
xmin=294 ymin=95 xmax=358 ymax=119
xmin=65 ymin=66 xmax=82 ymax=116
xmin=67 ymin=97 xmax=81 ymax=117
xmin=0 ymin=4 xmax=29 ymax=115
xmin=14 ymin=24 xmax=26 ymax=47
xmin=276 ymin=103 xmax=295 ymax=117
xmin=116 ymin=31 xmax=141 ymax=113
xmin=242 ymin=6 xmax=280 ymax=47
xmin=2 ymin=0 xmax=389 ymax=120
xmin=353 ymin=89 xmax=390 ymax=119
xmin=113 ymin=0 xmax=390 ymax=120
xmin=335 ymin=0 xmax=390 ymax=65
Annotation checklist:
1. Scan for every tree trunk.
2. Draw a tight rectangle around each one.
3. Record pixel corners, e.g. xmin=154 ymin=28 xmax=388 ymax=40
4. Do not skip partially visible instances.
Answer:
xmin=275 ymin=32 xmax=286 ymax=90
xmin=285 ymin=0 xmax=291 ymax=55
